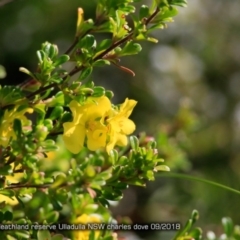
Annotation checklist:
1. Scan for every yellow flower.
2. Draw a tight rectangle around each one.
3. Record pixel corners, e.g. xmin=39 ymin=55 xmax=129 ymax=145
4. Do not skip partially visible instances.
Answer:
xmin=106 ymin=98 xmax=137 ymax=153
xmin=63 ymin=96 xmax=111 ymax=154
xmin=0 ymin=106 xmax=33 ymax=147
xmin=63 ymin=96 xmax=137 ymax=154
xmin=73 ymin=214 xmax=101 ymax=240
xmin=0 ymin=170 xmax=23 ymax=205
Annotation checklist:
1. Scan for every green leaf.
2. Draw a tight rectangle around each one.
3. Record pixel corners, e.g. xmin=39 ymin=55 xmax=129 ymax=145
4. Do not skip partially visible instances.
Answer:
xmin=34 ymin=103 xmax=46 ymax=116
xmin=4 ymin=211 xmax=13 ymax=221
xmin=49 ymin=106 xmax=64 ymax=120
xmin=125 ymin=179 xmax=146 ymax=186
xmin=120 ymin=5 xmax=135 ymax=14
xmin=161 ymin=7 xmax=178 ymax=19
xmin=0 ymin=189 xmax=15 ymax=198
xmin=51 ymin=234 xmax=65 ymax=240
xmin=0 ymin=65 xmax=6 ymax=79
xmin=53 ymin=55 xmax=70 ymax=67
xmin=79 ymin=34 xmax=96 ymax=49
xmin=0 ymin=85 xmax=24 ymax=106
xmin=120 ymin=41 xmax=142 ymax=56
xmin=105 ymin=90 xmax=114 ymax=99
xmin=92 ymin=59 xmax=110 ymax=67
xmin=222 ymin=217 xmax=234 ymax=237
xmin=130 ymin=136 xmax=139 ymax=150
xmin=84 ymin=204 xmax=99 ymax=214
xmin=95 ymin=39 xmax=113 ymax=56
xmin=170 ymin=0 xmax=188 ymax=7
xmin=102 ymin=189 xmax=123 ymax=201
xmin=48 ymin=44 xmax=59 ymax=59
xmin=78 ymin=67 xmax=93 ymax=80
xmin=37 ymin=50 xmax=45 ymax=64
xmin=46 ymin=211 xmax=59 ymax=223
xmin=109 ymin=149 xmax=119 ymax=165
xmin=189 ymin=227 xmax=203 ymax=239
xmin=191 ymin=209 xmax=200 ymax=224
xmin=155 ymin=165 xmax=170 ymax=171
xmin=14 ymin=231 xmax=30 ymax=239
xmin=0 ymin=165 xmax=13 ymax=175
xmin=37 ymin=230 xmax=51 ymax=240
xmin=92 ymin=86 xmax=105 ymax=97
xmin=13 ymin=118 xmax=22 ymax=138
xmin=42 ymin=139 xmax=58 ymax=151
xmin=139 ymin=5 xmax=150 ymax=19
xmin=118 ymin=156 xmax=128 ymax=165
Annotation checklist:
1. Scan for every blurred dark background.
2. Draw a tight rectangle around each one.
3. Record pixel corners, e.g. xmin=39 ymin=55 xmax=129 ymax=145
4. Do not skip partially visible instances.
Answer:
xmin=1 ymin=0 xmax=240 ymax=239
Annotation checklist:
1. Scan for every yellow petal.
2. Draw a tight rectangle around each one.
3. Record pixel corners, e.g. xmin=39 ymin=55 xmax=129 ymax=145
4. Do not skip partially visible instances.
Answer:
xmin=106 ymin=132 xmax=117 ymax=154
xmin=120 ymin=118 xmax=136 ymax=134
xmin=86 ymin=96 xmax=111 ymax=119
xmin=69 ymin=100 xmax=87 ymax=124
xmin=86 ymin=126 xmax=107 ymax=151
xmin=116 ymin=133 xmax=128 ymax=146
xmin=63 ymin=123 xmax=85 ymax=154
xmin=120 ymin=98 xmax=137 ymax=117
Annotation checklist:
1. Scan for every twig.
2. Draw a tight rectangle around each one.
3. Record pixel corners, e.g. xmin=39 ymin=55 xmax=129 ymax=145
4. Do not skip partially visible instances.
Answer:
xmin=24 ymin=7 xmax=161 ymax=100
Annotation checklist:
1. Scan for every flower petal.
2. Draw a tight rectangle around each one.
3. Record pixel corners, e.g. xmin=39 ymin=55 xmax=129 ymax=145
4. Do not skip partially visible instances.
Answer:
xmin=63 ymin=122 xmax=85 ymax=154
xmin=120 ymin=118 xmax=136 ymax=134
xmin=116 ymin=133 xmax=128 ymax=146
xmin=69 ymin=100 xmax=87 ymax=124
xmin=120 ymin=98 xmax=137 ymax=117
xmin=87 ymin=130 xmax=107 ymax=151
xmin=86 ymin=96 xmax=111 ymax=119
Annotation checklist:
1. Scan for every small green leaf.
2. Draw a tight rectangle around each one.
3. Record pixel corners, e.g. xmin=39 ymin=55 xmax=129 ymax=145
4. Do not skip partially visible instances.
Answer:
xmin=4 ymin=211 xmax=13 ymax=221
xmin=53 ymin=55 xmax=70 ymax=67
xmin=120 ymin=41 xmax=142 ymax=56
xmin=92 ymin=86 xmax=105 ymax=97
xmin=19 ymin=67 xmax=35 ymax=79
xmin=13 ymin=118 xmax=22 ymax=138
xmin=95 ymin=39 xmax=112 ymax=56
xmin=170 ymin=0 xmax=188 ymax=7
xmin=155 ymin=165 xmax=170 ymax=171
xmin=42 ymin=139 xmax=58 ymax=151
xmin=189 ymin=227 xmax=203 ymax=239
xmin=191 ymin=209 xmax=200 ymax=223
xmin=105 ymin=90 xmax=114 ymax=99
xmin=49 ymin=106 xmax=64 ymax=120
xmin=84 ymin=204 xmax=99 ymax=213
xmin=139 ymin=5 xmax=150 ymax=19
xmin=52 ymin=234 xmax=65 ymax=240
xmin=37 ymin=230 xmax=51 ymax=240
xmin=14 ymin=231 xmax=30 ymax=239
xmin=222 ymin=217 xmax=234 ymax=237
xmin=48 ymin=44 xmax=59 ymax=59
xmin=0 ymin=165 xmax=13 ymax=175
xmin=37 ymin=50 xmax=45 ymax=63
xmin=46 ymin=211 xmax=59 ymax=223
xmin=0 ymin=65 xmax=6 ymax=79
xmin=79 ymin=34 xmax=96 ymax=49
xmin=109 ymin=149 xmax=118 ymax=165
xmin=0 ymin=189 xmax=15 ymax=198
xmin=43 ymin=119 xmax=53 ymax=131
xmin=78 ymin=67 xmax=93 ymax=80
xmin=130 ymin=136 xmax=139 ymax=150
xmin=92 ymin=59 xmax=110 ymax=67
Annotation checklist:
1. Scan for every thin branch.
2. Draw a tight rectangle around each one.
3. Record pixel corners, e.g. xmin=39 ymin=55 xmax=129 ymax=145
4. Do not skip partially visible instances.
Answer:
xmin=24 ymin=7 xmax=161 ymax=100
xmin=5 ymin=184 xmax=51 ymax=189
